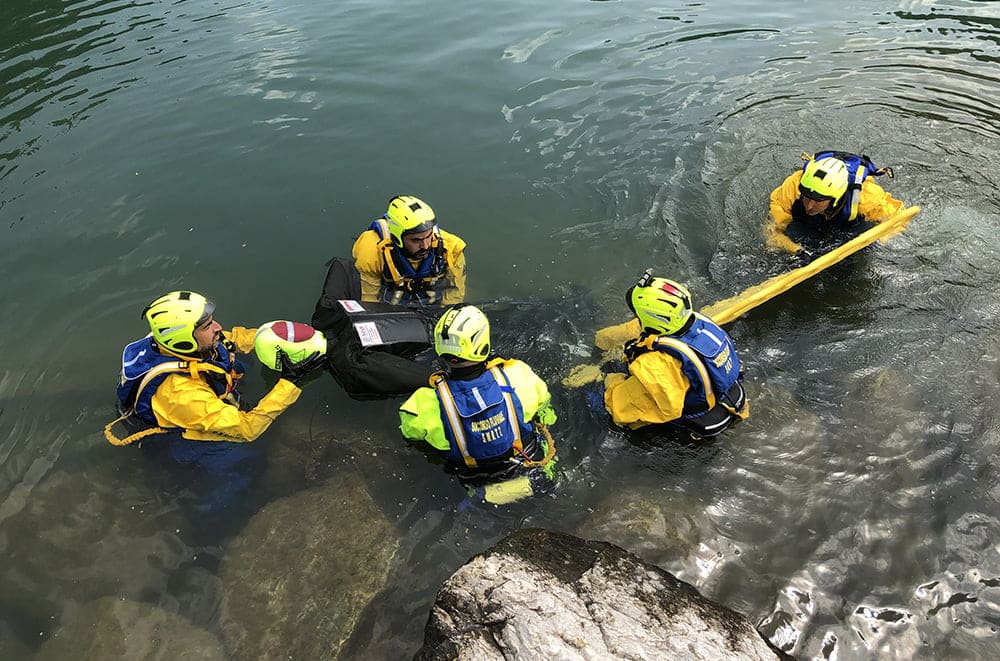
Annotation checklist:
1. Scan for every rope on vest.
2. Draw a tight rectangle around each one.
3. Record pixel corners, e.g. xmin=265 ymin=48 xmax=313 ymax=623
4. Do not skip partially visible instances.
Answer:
xmin=103 ymin=411 xmax=171 ymax=446
xmin=106 ymin=358 xmax=234 ymax=447
xmin=516 ymin=423 xmax=556 ymax=468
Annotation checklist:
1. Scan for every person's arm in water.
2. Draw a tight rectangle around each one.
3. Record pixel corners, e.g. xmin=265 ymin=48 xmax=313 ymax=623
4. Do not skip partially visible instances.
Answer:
xmin=399 ymin=387 xmax=449 ymax=450
xmin=765 ymin=171 xmax=805 ymax=254
xmin=603 ymin=352 xmax=690 ymax=429
xmin=150 ymin=375 xmax=302 ymax=442
xmin=352 ymin=229 xmax=386 ymax=302
xmin=857 ymin=180 xmax=905 ymax=222
xmin=440 ymin=231 xmax=467 ymax=306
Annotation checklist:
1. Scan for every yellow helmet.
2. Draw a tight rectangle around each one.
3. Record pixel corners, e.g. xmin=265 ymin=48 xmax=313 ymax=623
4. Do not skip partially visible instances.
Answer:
xmin=142 ymin=290 xmax=215 ymax=356
xmin=627 ymin=270 xmax=693 ymax=336
xmin=434 ymin=305 xmax=490 ymax=362
xmin=800 ymin=157 xmax=848 ymax=203
xmin=385 ymin=195 xmax=437 ymax=246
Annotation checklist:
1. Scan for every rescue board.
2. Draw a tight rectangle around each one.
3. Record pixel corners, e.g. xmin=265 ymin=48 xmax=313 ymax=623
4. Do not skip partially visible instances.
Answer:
xmin=701 ymin=204 xmax=919 ymax=325
xmin=567 ymin=205 xmax=920 ymax=386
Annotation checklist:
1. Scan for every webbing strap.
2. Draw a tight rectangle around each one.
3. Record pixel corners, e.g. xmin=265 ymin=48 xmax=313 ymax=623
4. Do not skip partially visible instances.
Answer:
xmin=847 ymin=164 xmax=865 ymax=221
xmin=488 ymin=365 xmax=523 ymax=454
xmin=107 ymin=360 xmax=233 ymax=447
xmin=374 ymin=218 xmax=444 ymax=294
xmin=649 ymin=336 xmax=718 ymax=410
xmin=435 ymin=379 xmax=477 ymax=467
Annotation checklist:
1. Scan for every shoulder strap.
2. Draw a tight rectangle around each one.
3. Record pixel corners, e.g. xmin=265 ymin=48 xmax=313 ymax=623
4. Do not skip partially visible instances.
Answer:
xmin=650 ymin=336 xmax=718 ymax=410
xmin=487 ymin=364 xmax=524 ymax=457
xmin=433 ymin=377 xmax=477 ymax=468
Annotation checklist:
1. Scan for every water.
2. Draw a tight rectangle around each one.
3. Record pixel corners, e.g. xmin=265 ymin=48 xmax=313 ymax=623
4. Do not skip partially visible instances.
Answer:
xmin=2 ymin=0 xmax=999 ymax=658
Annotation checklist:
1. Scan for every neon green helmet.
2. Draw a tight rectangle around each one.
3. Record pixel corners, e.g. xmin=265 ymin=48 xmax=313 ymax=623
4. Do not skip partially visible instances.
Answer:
xmin=434 ymin=305 xmax=490 ymax=362
xmin=385 ymin=195 xmax=437 ymax=247
xmin=800 ymin=157 xmax=848 ymax=203
xmin=627 ymin=271 xmax=693 ymax=336
xmin=142 ymin=291 xmax=215 ymax=356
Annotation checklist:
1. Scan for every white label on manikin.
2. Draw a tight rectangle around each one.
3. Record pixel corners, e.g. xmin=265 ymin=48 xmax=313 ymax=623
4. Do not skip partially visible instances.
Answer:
xmin=338 ymin=299 xmax=366 ymax=313
xmin=353 ymin=321 xmax=384 ymax=347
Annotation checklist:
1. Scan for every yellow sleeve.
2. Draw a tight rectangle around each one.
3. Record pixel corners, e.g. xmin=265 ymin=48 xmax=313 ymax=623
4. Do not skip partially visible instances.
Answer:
xmin=595 ymin=318 xmax=642 ymax=351
xmin=224 ymin=327 xmax=258 ymax=354
xmin=495 ymin=359 xmax=556 ymax=425
xmin=765 ymin=171 xmax=804 ymax=254
xmin=858 ymin=180 xmax=904 ymax=222
xmin=398 ymin=387 xmax=449 ymax=451
xmin=440 ymin=231 xmax=467 ymax=306
xmin=150 ymin=374 xmax=302 ymax=442
xmin=603 ymin=352 xmax=689 ymax=429
xmin=351 ymin=229 xmax=385 ymax=302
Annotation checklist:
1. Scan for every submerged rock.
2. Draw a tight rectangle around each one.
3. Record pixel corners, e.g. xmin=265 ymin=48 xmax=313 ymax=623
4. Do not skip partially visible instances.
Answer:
xmin=578 ymin=486 xmax=705 ymax=567
xmin=219 ymin=470 xmax=399 ymax=659
xmin=0 ymin=469 xmax=188 ymax=631
xmin=417 ymin=528 xmax=779 ymax=660
xmin=36 ymin=596 xmax=225 ymax=660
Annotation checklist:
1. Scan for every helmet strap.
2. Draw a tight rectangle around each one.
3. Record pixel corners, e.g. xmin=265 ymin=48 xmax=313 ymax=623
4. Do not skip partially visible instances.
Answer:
xmin=624 ymin=285 xmax=637 ymax=314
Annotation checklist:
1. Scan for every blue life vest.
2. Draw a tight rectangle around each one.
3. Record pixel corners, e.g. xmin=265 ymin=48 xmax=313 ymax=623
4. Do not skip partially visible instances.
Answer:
xmin=116 ymin=336 xmax=241 ymax=428
xmin=369 ymin=218 xmax=448 ymax=306
xmin=433 ymin=364 xmax=533 ymax=467
xmin=633 ymin=313 xmax=743 ymax=421
xmin=795 ymin=150 xmax=889 ymax=225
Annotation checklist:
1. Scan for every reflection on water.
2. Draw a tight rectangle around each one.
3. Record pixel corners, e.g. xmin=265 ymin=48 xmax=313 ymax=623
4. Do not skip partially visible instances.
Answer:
xmin=2 ymin=0 xmax=1000 ymax=658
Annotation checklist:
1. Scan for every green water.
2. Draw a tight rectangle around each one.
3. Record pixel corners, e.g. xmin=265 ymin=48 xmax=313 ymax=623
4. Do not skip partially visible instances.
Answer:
xmin=2 ymin=0 xmax=1000 ymax=658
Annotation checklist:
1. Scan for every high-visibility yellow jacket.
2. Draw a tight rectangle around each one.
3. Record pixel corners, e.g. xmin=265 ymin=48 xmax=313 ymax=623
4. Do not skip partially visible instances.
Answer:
xmin=352 ymin=228 xmax=467 ymax=305
xmin=399 ymin=358 xmax=556 ymax=451
xmin=604 ymin=351 xmax=690 ymax=429
xmin=766 ymin=170 xmax=904 ymax=254
xmin=148 ymin=327 xmax=302 ymax=442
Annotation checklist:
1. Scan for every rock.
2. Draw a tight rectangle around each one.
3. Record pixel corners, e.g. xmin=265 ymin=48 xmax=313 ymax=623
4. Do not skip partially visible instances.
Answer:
xmin=219 ymin=470 xmax=399 ymax=659
xmin=36 ymin=596 xmax=225 ymax=660
xmin=417 ymin=528 xmax=780 ymax=660
xmin=0 ymin=469 xmax=188 ymax=630
xmin=578 ymin=487 xmax=705 ymax=567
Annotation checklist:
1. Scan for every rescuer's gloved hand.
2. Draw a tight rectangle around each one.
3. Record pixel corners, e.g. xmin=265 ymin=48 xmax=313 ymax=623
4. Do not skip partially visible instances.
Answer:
xmin=535 ymin=404 xmax=557 ymax=426
xmin=278 ymin=350 xmax=326 ymax=386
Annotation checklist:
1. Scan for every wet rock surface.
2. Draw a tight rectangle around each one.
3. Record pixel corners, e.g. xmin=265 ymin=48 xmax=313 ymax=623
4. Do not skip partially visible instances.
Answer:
xmin=219 ymin=470 xmax=399 ymax=660
xmin=416 ymin=528 xmax=780 ymax=660
xmin=36 ymin=596 xmax=225 ymax=660
xmin=577 ymin=486 xmax=705 ymax=567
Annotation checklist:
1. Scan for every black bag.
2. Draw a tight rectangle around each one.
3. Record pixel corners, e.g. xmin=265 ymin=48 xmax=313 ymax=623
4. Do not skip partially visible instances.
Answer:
xmin=311 ymin=260 xmax=437 ymax=399
xmin=312 ymin=257 xmax=363 ymax=330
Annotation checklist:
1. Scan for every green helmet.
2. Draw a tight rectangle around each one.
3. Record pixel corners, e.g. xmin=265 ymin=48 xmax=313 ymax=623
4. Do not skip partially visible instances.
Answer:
xmin=385 ymin=195 xmax=437 ymax=247
xmin=142 ymin=291 xmax=215 ymax=356
xmin=627 ymin=271 xmax=693 ymax=336
xmin=800 ymin=157 xmax=848 ymax=203
xmin=434 ymin=305 xmax=490 ymax=362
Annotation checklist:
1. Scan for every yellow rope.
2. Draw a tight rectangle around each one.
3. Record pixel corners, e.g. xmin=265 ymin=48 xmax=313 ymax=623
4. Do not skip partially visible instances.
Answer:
xmin=103 ymin=412 xmax=171 ymax=446
xmin=519 ymin=423 xmax=556 ymax=468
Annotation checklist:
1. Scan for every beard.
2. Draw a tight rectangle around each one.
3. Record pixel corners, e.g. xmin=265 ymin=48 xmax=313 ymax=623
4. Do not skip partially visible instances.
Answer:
xmin=402 ymin=246 xmax=430 ymax=260
xmin=199 ymin=332 xmax=223 ymax=359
